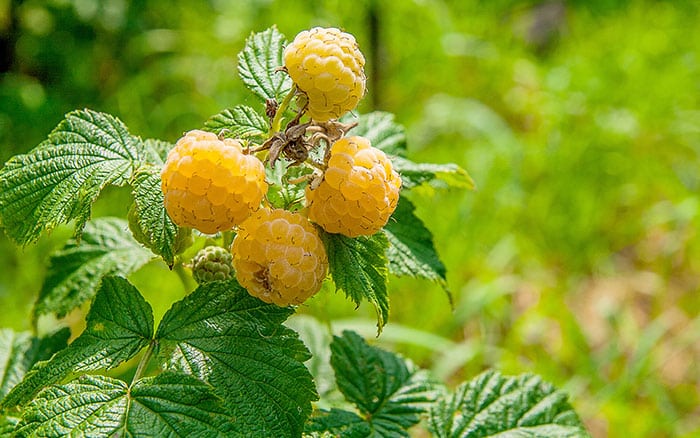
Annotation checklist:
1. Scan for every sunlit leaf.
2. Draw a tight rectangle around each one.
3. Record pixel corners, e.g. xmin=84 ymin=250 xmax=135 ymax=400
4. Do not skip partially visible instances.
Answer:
xmin=155 ymin=279 xmax=317 ymax=437
xmin=131 ymin=166 xmax=190 ymax=266
xmin=14 ymin=373 xmax=235 ymax=437
xmin=393 ymin=156 xmax=475 ymax=191
xmin=2 ymin=276 xmax=153 ymax=408
xmin=139 ymin=138 xmax=172 ymax=165
xmin=346 ymin=111 xmax=407 ymax=156
xmin=238 ymin=26 xmax=292 ymax=102
xmin=322 ymin=232 xmax=390 ymax=334
xmin=0 ymin=109 xmax=141 ymax=245
xmin=427 ymin=370 xmax=590 ymax=438
xmin=384 ymin=197 xmax=449 ymax=293
xmin=203 ymin=105 xmax=270 ymax=141
xmin=33 ymin=218 xmax=153 ymax=319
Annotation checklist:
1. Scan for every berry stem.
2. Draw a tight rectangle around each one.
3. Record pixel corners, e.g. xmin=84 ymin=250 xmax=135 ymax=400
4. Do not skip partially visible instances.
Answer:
xmin=222 ymin=231 xmax=235 ymax=249
xmin=130 ymin=339 xmax=156 ymax=387
xmin=270 ymin=85 xmax=297 ymax=135
xmin=173 ymin=260 xmax=196 ymax=292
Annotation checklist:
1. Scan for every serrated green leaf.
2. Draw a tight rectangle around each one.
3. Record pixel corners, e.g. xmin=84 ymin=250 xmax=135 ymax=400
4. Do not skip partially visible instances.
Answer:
xmin=203 ymin=105 xmax=269 ymax=141
xmin=384 ymin=197 xmax=449 ymax=290
xmin=139 ymin=138 xmax=173 ymax=165
xmin=324 ymin=331 xmax=437 ymax=437
xmin=322 ymin=232 xmax=390 ymax=333
xmin=131 ymin=166 xmax=189 ymax=266
xmin=0 ymin=109 xmax=142 ymax=245
xmin=427 ymin=370 xmax=590 ymax=438
xmin=14 ymin=373 xmax=236 ymax=437
xmin=155 ymin=279 xmax=317 ymax=437
xmin=393 ymin=156 xmax=476 ymax=191
xmin=238 ymin=26 xmax=292 ymax=102
xmin=2 ymin=276 xmax=153 ymax=408
xmin=305 ymin=409 xmax=370 ymax=438
xmin=345 ymin=111 xmax=407 ymax=156
xmin=33 ymin=217 xmax=153 ymax=319
xmin=0 ymin=328 xmax=69 ymax=403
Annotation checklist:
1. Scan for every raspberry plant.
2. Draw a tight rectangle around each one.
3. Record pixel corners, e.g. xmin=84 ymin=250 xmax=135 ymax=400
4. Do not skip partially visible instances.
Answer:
xmin=0 ymin=27 xmax=590 ymax=437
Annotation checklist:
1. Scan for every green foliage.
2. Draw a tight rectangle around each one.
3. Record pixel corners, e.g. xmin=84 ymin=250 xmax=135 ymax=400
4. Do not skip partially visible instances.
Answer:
xmin=393 ymin=157 xmax=476 ymax=191
xmin=348 ymin=112 xmax=407 ymax=155
xmin=130 ymin=166 xmax=189 ymax=266
xmin=322 ymin=232 xmax=390 ymax=333
xmin=307 ymin=330 xmax=437 ymax=437
xmin=427 ymin=370 xmax=590 ymax=438
xmin=203 ymin=105 xmax=270 ymax=140
xmin=0 ymin=22 xmax=595 ymax=438
xmin=0 ymin=109 xmax=142 ymax=246
xmin=14 ymin=373 xmax=234 ymax=437
xmin=238 ymin=26 xmax=292 ymax=102
xmin=2 ymin=276 xmax=153 ymax=409
xmin=139 ymin=139 xmax=172 ymax=165
xmin=384 ymin=197 xmax=448 ymax=288
xmin=0 ymin=328 xmax=69 ymax=402
xmin=155 ymin=279 xmax=317 ymax=437
xmin=34 ymin=218 xmax=153 ymax=319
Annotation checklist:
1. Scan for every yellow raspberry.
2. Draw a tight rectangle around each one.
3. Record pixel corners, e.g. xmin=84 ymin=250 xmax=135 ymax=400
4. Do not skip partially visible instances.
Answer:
xmin=284 ymin=27 xmax=366 ymax=122
xmin=231 ymin=208 xmax=328 ymax=306
xmin=306 ymin=136 xmax=401 ymax=237
xmin=161 ymin=130 xmax=267 ymax=234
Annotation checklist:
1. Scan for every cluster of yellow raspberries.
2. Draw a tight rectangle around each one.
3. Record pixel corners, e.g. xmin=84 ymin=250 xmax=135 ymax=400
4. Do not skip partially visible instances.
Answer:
xmin=160 ymin=27 xmax=401 ymax=306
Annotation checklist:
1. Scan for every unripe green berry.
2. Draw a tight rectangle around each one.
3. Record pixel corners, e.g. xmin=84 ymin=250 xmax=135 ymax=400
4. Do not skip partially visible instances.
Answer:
xmin=191 ymin=246 xmax=234 ymax=284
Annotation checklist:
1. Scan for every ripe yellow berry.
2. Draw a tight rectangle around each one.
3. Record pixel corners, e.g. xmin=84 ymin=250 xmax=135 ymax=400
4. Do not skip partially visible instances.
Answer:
xmin=284 ymin=27 xmax=366 ymax=122
xmin=231 ymin=208 xmax=328 ymax=306
xmin=161 ymin=130 xmax=267 ymax=234
xmin=306 ymin=136 xmax=401 ymax=237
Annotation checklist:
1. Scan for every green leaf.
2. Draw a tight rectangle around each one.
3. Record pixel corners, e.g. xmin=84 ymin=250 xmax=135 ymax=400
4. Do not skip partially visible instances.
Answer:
xmin=0 ymin=109 xmax=141 ymax=245
xmin=155 ymin=279 xmax=317 ymax=437
xmin=14 ymin=373 xmax=236 ymax=437
xmin=392 ymin=156 xmax=476 ymax=191
xmin=305 ymin=409 xmax=370 ymax=438
xmin=322 ymin=232 xmax=390 ymax=333
xmin=309 ymin=331 xmax=437 ymax=437
xmin=384 ymin=197 xmax=448 ymax=289
xmin=238 ymin=26 xmax=292 ymax=102
xmin=139 ymin=138 xmax=173 ymax=165
xmin=131 ymin=166 xmax=189 ymax=266
xmin=0 ymin=328 xmax=69 ymax=403
xmin=33 ymin=217 xmax=153 ymax=319
xmin=0 ymin=415 xmax=19 ymax=437
xmin=203 ymin=105 xmax=270 ymax=141
xmin=346 ymin=111 xmax=407 ymax=156
xmin=427 ymin=370 xmax=590 ymax=438
xmin=266 ymin=160 xmax=313 ymax=211
xmin=2 ymin=276 xmax=153 ymax=408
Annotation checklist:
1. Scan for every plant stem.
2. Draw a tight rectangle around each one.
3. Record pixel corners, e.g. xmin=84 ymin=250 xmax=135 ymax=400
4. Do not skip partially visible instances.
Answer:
xmin=131 ymin=339 xmax=156 ymax=386
xmin=270 ymin=85 xmax=297 ymax=135
xmin=222 ymin=231 xmax=235 ymax=249
xmin=173 ymin=260 xmax=196 ymax=293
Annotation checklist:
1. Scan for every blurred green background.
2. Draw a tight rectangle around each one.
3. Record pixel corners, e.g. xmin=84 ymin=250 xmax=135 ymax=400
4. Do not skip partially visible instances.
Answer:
xmin=1 ymin=0 xmax=699 ymax=436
